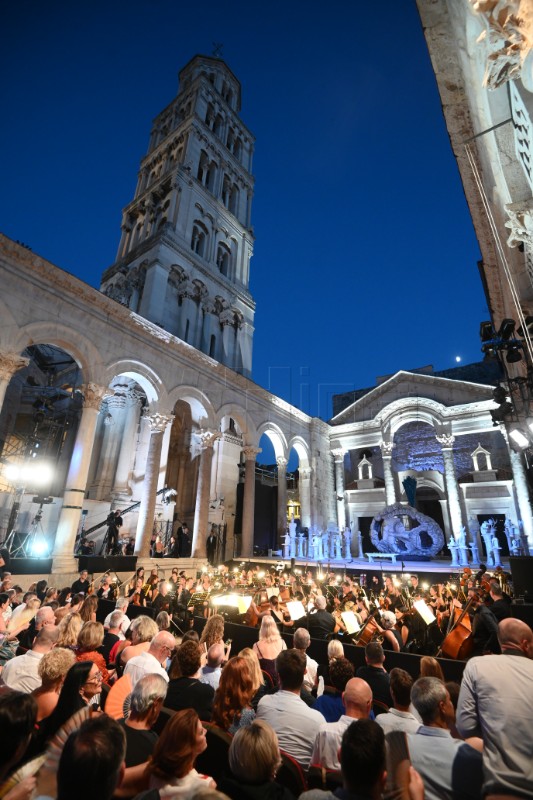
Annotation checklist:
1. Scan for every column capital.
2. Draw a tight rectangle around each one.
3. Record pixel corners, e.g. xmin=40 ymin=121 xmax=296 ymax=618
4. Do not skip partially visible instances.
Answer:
xmin=379 ymin=440 xmax=395 ymax=455
xmin=78 ymin=382 xmax=108 ymax=410
xmin=300 ymin=466 xmax=312 ymax=480
xmin=276 ymin=456 xmax=288 ymax=472
xmin=199 ymin=430 xmax=222 ymax=449
xmin=145 ymin=411 xmax=175 ymax=433
xmin=331 ymin=448 xmax=346 ymax=462
xmin=242 ymin=445 xmax=261 ymax=461
xmin=0 ymin=351 xmax=30 ymax=382
xmin=436 ymin=433 xmax=455 ymax=448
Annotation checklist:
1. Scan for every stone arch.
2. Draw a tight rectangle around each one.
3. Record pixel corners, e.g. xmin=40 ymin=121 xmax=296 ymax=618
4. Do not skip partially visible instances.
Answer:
xmin=103 ymin=359 xmax=165 ymax=408
xmin=287 ymin=435 xmax=311 ymax=469
xmin=167 ymin=385 xmax=216 ymax=428
xmin=216 ymin=403 xmax=257 ymax=442
xmin=377 ymin=397 xmax=446 ymax=437
xmin=14 ymin=321 xmax=99 ymax=377
xmin=256 ymin=422 xmax=288 ymax=460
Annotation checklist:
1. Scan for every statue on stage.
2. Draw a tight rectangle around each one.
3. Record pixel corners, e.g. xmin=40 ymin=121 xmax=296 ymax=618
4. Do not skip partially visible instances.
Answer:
xmin=282 ymin=531 xmax=290 ymax=559
xmin=313 ymin=529 xmax=323 ymax=561
xmin=370 ymin=503 xmax=444 ymax=557
xmin=448 ymin=535 xmax=459 ymax=567
xmin=343 ymin=527 xmax=352 ymax=559
xmin=334 ymin=531 xmax=342 ymax=560
xmin=491 ymin=533 xmax=502 ymax=567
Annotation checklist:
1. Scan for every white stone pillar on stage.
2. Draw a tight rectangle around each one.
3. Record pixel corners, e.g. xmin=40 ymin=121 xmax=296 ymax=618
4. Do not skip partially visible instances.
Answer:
xmin=241 ymin=445 xmax=261 ymax=557
xmin=509 ymin=448 xmax=533 ymax=553
xmin=436 ymin=434 xmax=463 ymax=536
xmin=332 ymin=449 xmax=346 ymax=530
xmin=0 ymin=352 xmax=29 ymax=410
xmin=53 ymin=383 xmax=107 ymax=570
xmin=276 ymin=456 xmax=288 ymax=546
xmin=379 ymin=440 xmax=396 ymax=506
xmin=192 ymin=431 xmax=221 ymax=558
xmin=299 ymin=467 xmax=312 ymax=529
xmin=134 ymin=412 xmax=174 ymax=558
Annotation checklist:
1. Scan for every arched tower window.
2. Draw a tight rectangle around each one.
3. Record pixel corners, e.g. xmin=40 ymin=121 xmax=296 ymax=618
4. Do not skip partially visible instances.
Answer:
xmin=221 ymin=175 xmax=231 ymax=208
xmin=206 ymin=103 xmax=215 ymax=129
xmin=191 ymin=222 xmax=208 ymax=258
xmin=229 ymin=184 xmax=239 ymax=216
xmin=214 ymin=113 xmax=224 ymax=138
xmin=209 ymin=334 xmax=217 ymax=358
xmin=197 ymin=150 xmax=209 ymax=183
xmin=216 ymin=243 xmax=231 ymax=277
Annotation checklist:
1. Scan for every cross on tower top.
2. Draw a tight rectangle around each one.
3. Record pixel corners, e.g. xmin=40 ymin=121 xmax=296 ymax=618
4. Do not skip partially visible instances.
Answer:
xmin=212 ymin=42 xmax=224 ymax=58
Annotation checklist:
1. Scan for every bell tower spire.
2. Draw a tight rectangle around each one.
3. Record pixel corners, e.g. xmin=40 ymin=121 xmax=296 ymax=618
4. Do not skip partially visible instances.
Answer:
xmin=100 ymin=55 xmax=256 ymax=377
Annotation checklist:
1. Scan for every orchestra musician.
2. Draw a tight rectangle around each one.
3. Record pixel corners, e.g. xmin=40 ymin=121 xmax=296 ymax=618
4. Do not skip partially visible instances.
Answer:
xmin=128 ymin=577 xmax=147 ymax=607
xmin=97 ymin=576 xmax=117 ymax=602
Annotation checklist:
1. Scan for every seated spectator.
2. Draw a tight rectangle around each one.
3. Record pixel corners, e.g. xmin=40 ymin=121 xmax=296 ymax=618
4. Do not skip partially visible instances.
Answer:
xmin=239 ymin=647 xmax=267 ymax=709
xmin=419 ymin=656 xmax=445 ymax=682
xmin=156 ymin=611 xmax=171 ymax=632
xmin=103 ymin=596 xmax=130 ymax=638
xmin=33 ymin=647 xmax=76 ymax=721
xmin=199 ymin=614 xmax=225 ymax=651
xmin=212 ymin=655 xmax=256 ymax=733
xmin=253 ymin=616 xmax=287 ymax=688
xmin=76 ymin=621 xmax=110 ymax=684
xmin=256 ymin=649 xmax=325 ymax=769
xmin=407 ymin=676 xmax=482 ymax=800
xmin=166 ymin=640 xmax=214 ymax=720
xmin=124 ymin=631 xmax=174 ymax=687
xmin=18 ymin=604 xmax=56 ymax=652
xmin=315 ymin=638 xmax=344 ymax=691
xmin=356 ymin=642 xmax=392 ymax=707
xmin=0 ymin=691 xmax=37 ymax=785
xmin=120 ymin=615 xmax=159 ymax=667
xmin=303 ymin=719 xmax=391 ymax=800
xmin=79 ymin=594 xmax=98 ymax=623
xmin=56 ymin=714 xmax=126 ymax=800
xmin=200 ymin=641 xmax=225 ymax=690
xmin=99 ymin=609 xmax=123 ymax=666
xmin=1 ymin=625 xmax=58 ymax=692
xmin=312 ymin=657 xmax=354 ymax=722
xmin=311 ymin=677 xmax=372 ymax=771
xmin=145 ymin=708 xmax=214 ymax=793
xmin=293 ymin=628 xmax=318 ymax=693
xmin=57 ymin=611 xmax=82 ymax=650
xmin=220 ymin=719 xmax=293 ymax=800
xmin=118 ymin=673 xmax=167 ymax=767
xmin=375 ymin=668 xmax=420 ymax=734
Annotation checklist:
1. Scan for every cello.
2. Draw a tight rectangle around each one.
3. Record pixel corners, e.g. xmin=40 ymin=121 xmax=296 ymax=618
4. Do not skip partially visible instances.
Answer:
xmin=439 ymin=596 xmax=474 ymax=660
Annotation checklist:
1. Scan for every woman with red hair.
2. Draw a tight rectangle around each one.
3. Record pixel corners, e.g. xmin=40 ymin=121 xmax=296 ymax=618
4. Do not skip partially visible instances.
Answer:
xmin=212 ymin=655 xmax=256 ymax=734
xmin=146 ymin=708 xmax=214 ymax=794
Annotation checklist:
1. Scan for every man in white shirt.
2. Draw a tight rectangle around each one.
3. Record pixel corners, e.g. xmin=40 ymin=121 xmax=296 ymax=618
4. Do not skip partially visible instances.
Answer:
xmin=200 ymin=642 xmax=224 ymax=690
xmin=311 ymin=677 xmax=372 ymax=770
xmin=256 ymin=648 xmax=325 ymax=769
xmin=293 ymin=627 xmax=318 ymax=692
xmin=104 ymin=597 xmax=130 ymax=639
xmin=376 ymin=667 xmax=419 ymax=735
xmin=1 ymin=626 xmax=58 ymax=692
xmin=124 ymin=630 xmax=175 ymax=687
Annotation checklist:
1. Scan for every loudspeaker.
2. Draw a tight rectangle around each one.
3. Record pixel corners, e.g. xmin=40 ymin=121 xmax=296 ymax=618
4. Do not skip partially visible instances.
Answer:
xmin=290 ymin=558 xmax=295 ymax=572
xmin=510 ymin=556 xmax=533 ymax=601
xmin=10 ymin=557 xmax=53 ymax=575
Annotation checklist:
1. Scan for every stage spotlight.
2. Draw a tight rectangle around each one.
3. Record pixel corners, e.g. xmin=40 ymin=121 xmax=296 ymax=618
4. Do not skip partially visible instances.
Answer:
xmin=480 ymin=321 xmax=495 ymax=341
xmin=506 ymin=343 xmax=523 ymax=363
xmin=509 ymin=428 xmax=530 ymax=448
xmin=31 ymin=538 xmax=49 ymax=557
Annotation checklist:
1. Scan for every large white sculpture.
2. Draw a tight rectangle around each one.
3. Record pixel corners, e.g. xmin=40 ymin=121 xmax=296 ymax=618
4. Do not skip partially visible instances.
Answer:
xmin=370 ymin=503 xmax=445 ymax=557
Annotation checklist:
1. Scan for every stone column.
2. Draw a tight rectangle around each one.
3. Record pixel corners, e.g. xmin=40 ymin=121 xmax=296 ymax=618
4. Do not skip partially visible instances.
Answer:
xmin=436 ymin=434 xmax=463 ymax=536
xmin=299 ymin=466 xmax=312 ymax=529
xmin=379 ymin=440 xmax=396 ymax=505
xmin=53 ymin=383 xmax=107 ymax=569
xmin=0 ymin=352 xmax=29 ymax=411
xmin=192 ymin=431 xmax=221 ymax=558
xmin=112 ymin=396 xmax=141 ymax=498
xmin=241 ymin=446 xmax=261 ymax=557
xmin=509 ymin=448 xmax=533 ymax=552
xmin=276 ymin=456 xmax=288 ymax=546
xmin=221 ymin=312 xmax=236 ymax=370
xmin=332 ymin=449 xmax=346 ymax=529
xmin=138 ymin=261 xmax=169 ymax=327
xmin=134 ymin=412 xmax=174 ymax=558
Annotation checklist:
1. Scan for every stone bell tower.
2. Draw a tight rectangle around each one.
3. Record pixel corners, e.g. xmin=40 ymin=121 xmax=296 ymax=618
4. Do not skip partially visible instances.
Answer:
xmin=100 ymin=55 xmax=256 ymax=377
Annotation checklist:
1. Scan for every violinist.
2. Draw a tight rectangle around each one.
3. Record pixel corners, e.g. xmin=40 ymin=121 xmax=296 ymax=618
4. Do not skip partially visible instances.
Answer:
xmin=97 ymin=576 xmax=117 ymax=602
xmin=127 ymin=567 xmax=145 ymax=595
xmin=128 ymin=577 xmax=147 ymax=607
xmin=339 ymin=579 xmax=356 ymax=607
xmin=152 ymin=580 xmax=172 ymax=615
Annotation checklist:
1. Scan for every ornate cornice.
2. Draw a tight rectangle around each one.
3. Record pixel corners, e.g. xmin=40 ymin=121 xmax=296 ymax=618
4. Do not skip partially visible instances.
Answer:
xmin=469 ymin=0 xmax=533 ymax=90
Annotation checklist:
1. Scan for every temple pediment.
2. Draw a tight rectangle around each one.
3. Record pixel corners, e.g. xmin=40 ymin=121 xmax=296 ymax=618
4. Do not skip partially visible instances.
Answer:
xmin=330 ymin=370 xmax=494 ymax=426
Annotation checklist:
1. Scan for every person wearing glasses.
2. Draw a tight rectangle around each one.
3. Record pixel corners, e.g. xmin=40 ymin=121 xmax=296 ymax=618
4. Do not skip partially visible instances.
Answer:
xmin=124 ymin=630 xmax=175 ymax=687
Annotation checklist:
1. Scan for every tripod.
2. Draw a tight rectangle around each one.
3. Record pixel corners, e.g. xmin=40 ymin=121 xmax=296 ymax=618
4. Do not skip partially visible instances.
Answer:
xmin=10 ymin=503 xmax=48 ymax=558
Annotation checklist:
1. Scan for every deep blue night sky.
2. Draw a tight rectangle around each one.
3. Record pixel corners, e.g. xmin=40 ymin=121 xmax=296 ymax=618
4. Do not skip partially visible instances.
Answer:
xmin=1 ymin=0 xmax=487 ymax=424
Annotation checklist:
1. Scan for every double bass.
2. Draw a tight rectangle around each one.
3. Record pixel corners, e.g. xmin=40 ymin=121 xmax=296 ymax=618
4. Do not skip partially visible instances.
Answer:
xmin=439 ymin=597 xmax=474 ymax=660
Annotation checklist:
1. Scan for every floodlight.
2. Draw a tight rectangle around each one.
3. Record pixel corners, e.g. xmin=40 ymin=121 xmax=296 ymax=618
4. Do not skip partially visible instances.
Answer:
xmin=509 ymin=428 xmax=530 ymax=448
xmin=499 ymin=318 xmax=516 ymax=341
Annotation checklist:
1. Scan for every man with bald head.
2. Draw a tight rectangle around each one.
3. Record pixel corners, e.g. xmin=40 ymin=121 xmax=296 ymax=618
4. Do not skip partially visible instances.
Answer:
xmin=200 ymin=641 xmax=224 ymax=690
xmin=124 ymin=630 xmax=175 ymax=687
xmin=457 ymin=618 xmax=533 ymax=798
xmin=311 ymin=677 xmax=372 ymax=770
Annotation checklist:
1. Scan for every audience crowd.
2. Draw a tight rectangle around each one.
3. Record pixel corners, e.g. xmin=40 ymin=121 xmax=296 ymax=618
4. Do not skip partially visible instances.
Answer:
xmin=0 ymin=572 xmax=531 ymax=800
